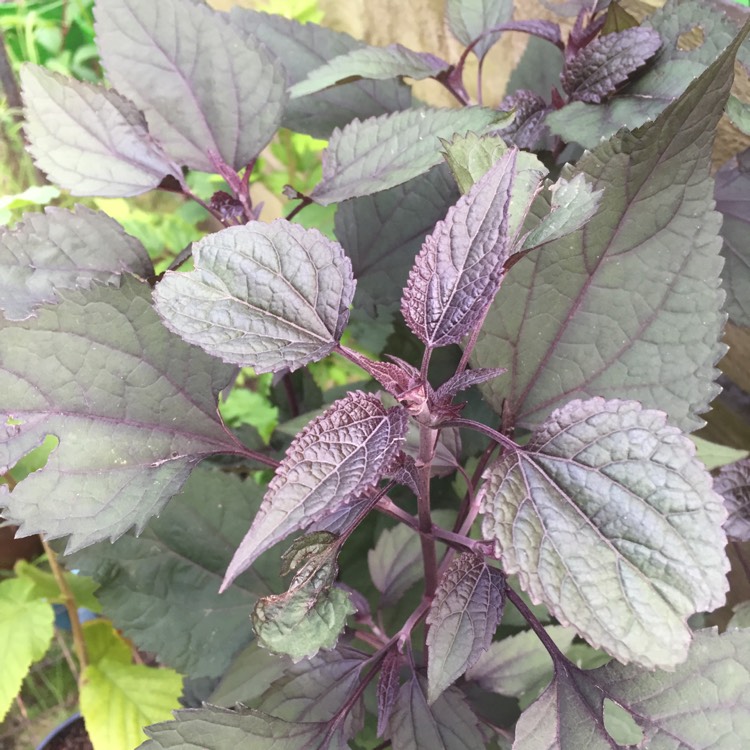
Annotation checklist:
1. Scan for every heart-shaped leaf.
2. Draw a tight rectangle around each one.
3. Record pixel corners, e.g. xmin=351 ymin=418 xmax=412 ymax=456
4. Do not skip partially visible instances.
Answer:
xmin=480 ymin=398 xmax=729 ymax=668
xmin=0 ymin=578 xmax=55 ymax=722
xmin=426 ymin=553 xmax=506 ymax=703
xmin=0 ymin=206 xmax=153 ymax=321
xmin=80 ymin=620 xmax=182 ymax=750
xmin=95 ymin=0 xmax=287 ymax=171
xmin=154 ymin=221 xmax=355 ymax=374
xmin=222 ymin=392 xmax=407 ymax=589
xmin=20 ymin=65 xmax=180 ymax=197
xmin=0 ymin=277 xmax=242 ymax=552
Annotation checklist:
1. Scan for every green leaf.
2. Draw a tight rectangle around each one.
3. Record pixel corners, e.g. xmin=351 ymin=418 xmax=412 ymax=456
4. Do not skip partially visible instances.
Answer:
xmin=0 ymin=277 xmax=241 ymax=552
xmin=290 ymin=44 xmax=449 ymax=98
xmin=728 ymin=601 xmax=750 ymax=629
xmin=0 ymin=205 xmax=153 ymax=321
xmin=691 ymin=435 xmax=749 ymax=470
xmin=389 ymin=674 xmax=485 ymax=750
xmin=465 ymin=626 xmax=576 ymax=698
xmin=223 ymin=393 xmax=407 ymax=588
xmin=442 ymin=132 xmax=513 ymax=194
xmin=595 ymin=629 xmax=750 ymax=748
xmin=480 ymin=398 xmax=729 ymax=668
xmin=334 ymin=164 xmax=458 ymax=313
xmin=13 ymin=559 xmax=101 ymax=613
xmin=312 ymin=107 xmax=511 ymax=205
xmin=230 ymin=7 xmax=411 ymax=140
xmin=67 ymin=468 xmax=283 ymax=680
xmin=141 ymin=704 xmax=351 ymax=750
xmin=20 ymin=65 xmax=180 ymax=197
xmin=252 ymin=582 xmax=355 ymax=662
xmin=426 ymin=553 xmax=505 ymax=703
xmin=209 ymin=641 xmax=291 ymax=708
xmin=80 ymin=620 xmax=182 ymax=750
xmin=153 ymin=221 xmax=355 ymax=373
xmin=0 ymin=577 xmax=55 ymax=722
xmin=727 ymin=95 xmax=750 ymax=135
xmin=95 ymin=0 xmax=287 ymax=171
xmin=474 ymin=25 xmax=745 ymax=433
xmin=445 ymin=0 xmax=514 ymax=60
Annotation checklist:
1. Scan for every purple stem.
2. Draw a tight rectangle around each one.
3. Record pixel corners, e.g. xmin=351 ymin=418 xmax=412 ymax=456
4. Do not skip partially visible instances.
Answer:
xmin=441 ymin=417 xmax=519 ymax=453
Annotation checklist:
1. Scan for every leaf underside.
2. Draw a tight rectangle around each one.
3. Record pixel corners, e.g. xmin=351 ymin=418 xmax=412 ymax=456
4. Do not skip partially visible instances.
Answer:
xmin=20 ymin=65 xmax=180 ymax=197
xmin=222 ymin=392 xmax=407 ymax=588
xmin=714 ymin=457 xmax=750 ymax=542
xmin=480 ymin=398 xmax=728 ymax=668
xmin=153 ymin=221 xmax=355 ymax=373
xmin=95 ymin=0 xmax=287 ymax=171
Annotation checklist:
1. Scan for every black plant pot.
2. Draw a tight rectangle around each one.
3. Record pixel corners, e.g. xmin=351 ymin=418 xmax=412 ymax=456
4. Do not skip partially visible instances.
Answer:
xmin=35 ymin=713 xmax=91 ymax=750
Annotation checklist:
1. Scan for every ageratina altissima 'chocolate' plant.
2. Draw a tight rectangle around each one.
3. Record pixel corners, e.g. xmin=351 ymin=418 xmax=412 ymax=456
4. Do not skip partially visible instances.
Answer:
xmin=3 ymin=0 xmax=750 ymax=747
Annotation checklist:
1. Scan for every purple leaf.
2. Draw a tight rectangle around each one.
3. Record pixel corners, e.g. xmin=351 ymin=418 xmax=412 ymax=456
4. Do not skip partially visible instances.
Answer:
xmin=426 ymin=553 xmax=506 ymax=703
xmin=516 ymin=629 xmax=750 ymax=749
xmin=312 ymin=107 xmax=509 ymax=205
xmin=0 ymin=278 xmax=241 ymax=552
xmin=715 ymin=149 xmax=750 ymax=326
xmin=222 ymin=393 xmax=408 ymax=590
xmin=309 ymin=493 xmax=376 ymax=536
xmin=256 ymin=646 xmax=369 ymax=733
xmin=480 ymin=398 xmax=729 ymax=668
xmin=435 ymin=368 xmax=506 ymax=401
xmin=142 ymin=703 xmax=353 ymax=750
xmin=497 ymin=89 xmax=552 ymax=151
xmin=153 ymin=221 xmax=355 ymax=374
xmin=562 ymin=27 xmax=662 ymax=103
xmin=95 ymin=0 xmax=287 ymax=172
xmin=388 ymin=673 xmax=485 ymax=749
xmin=402 ymin=149 xmax=546 ymax=348
xmin=290 ymin=44 xmax=451 ymax=98
xmin=20 ymin=65 xmax=181 ymax=197
xmin=475 ymin=25 xmax=743 ymax=432
xmin=714 ymin=457 xmax=750 ymax=542
xmin=0 ymin=206 xmax=153 ymax=321
xmin=230 ymin=7 xmax=411 ymax=140
xmin=445 ymin=0 xmax=514 ymax=60
xmin=335 ymin=165 xmax=459 ymax=313
xmin=377 ymin=650 xmax=401 ymax=737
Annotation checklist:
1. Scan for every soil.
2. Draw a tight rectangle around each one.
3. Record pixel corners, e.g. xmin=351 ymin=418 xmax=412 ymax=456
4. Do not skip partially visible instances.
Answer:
xmin=43 ymin=718 xmax=92 ymax=750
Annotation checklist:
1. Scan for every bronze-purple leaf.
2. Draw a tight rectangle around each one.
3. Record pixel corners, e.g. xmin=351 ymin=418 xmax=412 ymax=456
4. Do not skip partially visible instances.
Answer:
xmin=221 ymin=392 xmax=408 ymax=590
xmin=401 ymin=149 xmax=545 ymax=348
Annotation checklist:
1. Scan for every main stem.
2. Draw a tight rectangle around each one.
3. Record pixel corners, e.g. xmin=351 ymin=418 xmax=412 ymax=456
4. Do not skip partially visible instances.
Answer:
xmin=417 ymin=423 xmax=439 ymax=598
